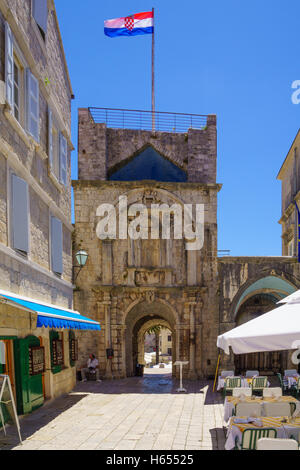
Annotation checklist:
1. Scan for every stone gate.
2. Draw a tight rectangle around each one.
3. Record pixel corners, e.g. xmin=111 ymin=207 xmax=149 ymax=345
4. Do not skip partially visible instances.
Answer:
xmin=73 ymin=108 xmax=220 ymax=379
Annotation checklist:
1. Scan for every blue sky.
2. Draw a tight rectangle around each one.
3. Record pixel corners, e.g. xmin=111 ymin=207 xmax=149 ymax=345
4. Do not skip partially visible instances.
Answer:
xmin=56 ymin=0 xmax=300 ymax=256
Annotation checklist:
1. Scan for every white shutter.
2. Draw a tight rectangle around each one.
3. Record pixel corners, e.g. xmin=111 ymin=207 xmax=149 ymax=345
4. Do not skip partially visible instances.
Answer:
xmin=48 ymin=108 xmax=53 ymax=169
xmin=33 ymin=0 xmax=48 ymax=35
xmin=11 ymin=174 xmax=29 ymax=253
xmin=51 ymin=216 xmax=63 ymax=275
xmin=26 ymin=69 xmax=39 ymax=142
xmin=59 ymin=133 xmax=67 ymax=185
xmin=5 ymin=22 xmax=14 ymax=107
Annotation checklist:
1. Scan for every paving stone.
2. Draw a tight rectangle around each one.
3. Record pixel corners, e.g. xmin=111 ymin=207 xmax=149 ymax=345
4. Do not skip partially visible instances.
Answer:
xmin=0 ymin=377 xmax=226 ymax=451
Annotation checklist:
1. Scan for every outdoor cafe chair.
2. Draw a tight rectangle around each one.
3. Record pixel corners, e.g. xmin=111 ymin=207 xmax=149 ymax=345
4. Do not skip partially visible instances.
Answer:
xmin=232 ymin=387 xmax=252 ymax=397
xmin=251 ymin=376 xmax=268 ymax=395
xmin=245 ymin=370 xmax=259 ymax=378
xmin=235 ymin=402 xmax=261 ymax=417
xmin=263 ymin=401 xmax=294 ymax=417
xmin=263 ymin=387 xmax=282 ymax=398
xmin=257 ymin=438 xmax=299 ymax=450
xmin=277 ymin=373 xmax=289 ymax=395
xmin=223 ymin=376 xmax=241 ymax=398
xmin=220 ymin=370 xmax=234 ymax=378
xmin=284 ymin=369 xmax=298 ymax=377
xmin=235 ymin=428 xmax=277 ymax=450
xmin=291 ymin=377 xmax=300 ymax=399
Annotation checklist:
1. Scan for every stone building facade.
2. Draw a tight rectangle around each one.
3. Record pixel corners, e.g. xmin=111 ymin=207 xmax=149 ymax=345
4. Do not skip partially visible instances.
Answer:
xmin=277 ymin=129 xmax=300 ymax=257
xmin=0 ymin=0 xmax=85 ymax=416
xmin=73 ymin=108 xmax=221 ymax=379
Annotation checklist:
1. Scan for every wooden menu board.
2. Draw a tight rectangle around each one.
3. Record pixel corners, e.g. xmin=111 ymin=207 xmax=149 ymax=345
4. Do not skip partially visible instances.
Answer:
xmin=52 ymin=339 xmax=64 ymax=366
xmin=29 ymin=346 xmax=45 ymax=375
xmin=70 ymin=339 xmax=78 ymax=362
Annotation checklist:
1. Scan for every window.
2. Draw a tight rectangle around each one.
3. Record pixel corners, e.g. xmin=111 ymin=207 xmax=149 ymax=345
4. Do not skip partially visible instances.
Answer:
xmin=5 ymin=22 xmax=25 ymax=127
xmin=167 ymin=348 xmax=172 ymax=356
xmin=11 ymin=174 xmax=29 ymax=255
xmin=51 ymin=216 xmax=63 ymax=275
xmin=48 ymin=109 xmax=67 ymax=184
xmin=13 ymin=61 xmax=20 ymax=121
xmin=168 ymin=335 xmax=172 ymax=342
xmin=59 ymin=133 xmax=67 ymax=185
xmin=32 ymin=0 xmax=48 ymax=40
xmin=50 ymin=331 xmax=64 ymax=374
xmin=26 ymin=69 xmax=39 ymax=142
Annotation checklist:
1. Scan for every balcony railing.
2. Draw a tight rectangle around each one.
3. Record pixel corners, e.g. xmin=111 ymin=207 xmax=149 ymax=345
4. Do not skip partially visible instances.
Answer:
xmin=88 ymin=107 xmax=208 ymax=133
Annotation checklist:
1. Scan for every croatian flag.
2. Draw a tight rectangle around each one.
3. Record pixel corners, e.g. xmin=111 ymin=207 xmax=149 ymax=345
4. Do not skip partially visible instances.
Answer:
xmin=104 ymin=11 xmax=154 ymax=38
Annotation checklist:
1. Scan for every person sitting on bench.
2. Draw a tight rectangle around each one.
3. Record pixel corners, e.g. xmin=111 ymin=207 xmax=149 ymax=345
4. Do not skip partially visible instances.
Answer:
xmin=81 ymin=354 xmax=101 ymax=382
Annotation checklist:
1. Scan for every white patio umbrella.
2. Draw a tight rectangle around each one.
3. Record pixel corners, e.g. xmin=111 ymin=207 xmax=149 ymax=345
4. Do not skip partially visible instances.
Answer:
xmin=277 ymin=289 xmax=300 ymax=305
xmin=217 ymin=301 xmax=300 ymax=355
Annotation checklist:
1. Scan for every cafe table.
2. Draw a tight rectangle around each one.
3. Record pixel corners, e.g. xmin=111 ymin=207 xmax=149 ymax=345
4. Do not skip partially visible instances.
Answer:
xmin=225 ymin=416 xmax=300 ymax=450
xmin=224 ymin=395 xmax=300 ymax=422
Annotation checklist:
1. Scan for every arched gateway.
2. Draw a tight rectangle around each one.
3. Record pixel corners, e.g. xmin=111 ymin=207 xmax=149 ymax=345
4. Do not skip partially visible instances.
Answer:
xmin=124 ymin=299 xmax=177 ymax=377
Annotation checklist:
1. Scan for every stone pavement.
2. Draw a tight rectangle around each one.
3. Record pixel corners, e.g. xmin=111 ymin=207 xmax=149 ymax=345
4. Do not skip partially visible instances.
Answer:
xmin=0 ymin=370 xmax=227 ymax=450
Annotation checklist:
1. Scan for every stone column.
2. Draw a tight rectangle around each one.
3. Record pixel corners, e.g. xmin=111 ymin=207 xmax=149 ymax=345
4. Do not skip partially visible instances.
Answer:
xmin=102 ymin=240 xmax=113 ymax=285
xmin=188 ymin=300 xmax=197 ymax=380
xmin=121 ymin=325 xmax=127 ymax=378
xmin=103 ymin=292 xmax=112 ymax=379
xmin=187 ymin=250 xmax=197 ymax=286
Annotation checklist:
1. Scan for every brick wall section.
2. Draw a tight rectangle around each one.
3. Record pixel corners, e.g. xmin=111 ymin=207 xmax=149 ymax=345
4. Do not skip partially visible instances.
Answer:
xmin=78 ymin=108 xmax=217 ymax=184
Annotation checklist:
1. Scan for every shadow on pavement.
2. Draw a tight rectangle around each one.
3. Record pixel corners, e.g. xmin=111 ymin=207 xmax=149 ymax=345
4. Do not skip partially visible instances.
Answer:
xmin=0 ymin=392 xmax=88 ymax=450
xmin=74 ymin=375 xmax=216 ymax=396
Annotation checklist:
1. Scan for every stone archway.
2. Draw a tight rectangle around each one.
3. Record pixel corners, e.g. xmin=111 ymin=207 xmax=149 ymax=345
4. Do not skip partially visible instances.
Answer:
xmin=232 ymin=276 xmax=297 ymax=375
xmin=124 ymin=299 xmax=178 ymax=377
xmin=137 ymin=318 xmax=171 ymax=365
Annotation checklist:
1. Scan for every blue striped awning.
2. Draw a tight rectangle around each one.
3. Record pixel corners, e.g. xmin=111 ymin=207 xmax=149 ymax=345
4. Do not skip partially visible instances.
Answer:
xmin=0 ymin=291 xmax=100 ymax=331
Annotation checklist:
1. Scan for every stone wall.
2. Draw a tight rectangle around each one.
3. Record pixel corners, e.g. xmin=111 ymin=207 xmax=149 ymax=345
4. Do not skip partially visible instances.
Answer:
xmin=77 ymin=108 xmax=217 ymax=184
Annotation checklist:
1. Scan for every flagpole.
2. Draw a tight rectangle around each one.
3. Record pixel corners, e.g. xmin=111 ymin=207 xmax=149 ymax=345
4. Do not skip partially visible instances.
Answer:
xmin=152 ymin=7 xmax=155 ymax=131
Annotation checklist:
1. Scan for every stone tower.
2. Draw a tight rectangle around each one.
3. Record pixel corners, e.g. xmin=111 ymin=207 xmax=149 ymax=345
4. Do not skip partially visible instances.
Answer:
xmin=73 ymin=108 xmax=221 ymax=379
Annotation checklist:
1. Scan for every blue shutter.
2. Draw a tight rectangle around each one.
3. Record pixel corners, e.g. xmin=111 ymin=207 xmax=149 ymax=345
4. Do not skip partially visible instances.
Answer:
xmin=59 ymin=133 xmax=67 ymax=185
xmin=51 ymin=216 xmax=63 ymax=275
xmin=11 ymin=174 xmax=29 ymax=253
xmin=5 ymin=22 xmax=14 ymax=107
xmin=48 ymin=108 xmax=53 ymax=169
xmin=33 ymin=0 xmax=48 ymax=35
xmin=26 ymin=69 xmax=39 ymax=142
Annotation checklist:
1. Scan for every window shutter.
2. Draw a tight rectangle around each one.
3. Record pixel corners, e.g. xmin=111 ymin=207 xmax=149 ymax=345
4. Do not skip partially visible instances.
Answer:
xmin=26 ymin=69 xmax=39 ymax=142
xmin=33 ymin=0 xmax=48 ymax=35
xmin=51 ymin=216 xmax=63 ymax=275
xmin=48 ymin=108 xmax=53 ymax=169
xmin=59 ymin=133 xmax=67 ymax=185
xmin=5 ymin=22 xmax=14 ymax=107
xmin=11 ymin=174 xmax=29 ymax=253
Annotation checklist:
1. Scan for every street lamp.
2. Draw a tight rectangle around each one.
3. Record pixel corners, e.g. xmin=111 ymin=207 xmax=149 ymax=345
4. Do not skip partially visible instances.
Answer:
xmin=73 ymin=250 xmax=89 ymax=282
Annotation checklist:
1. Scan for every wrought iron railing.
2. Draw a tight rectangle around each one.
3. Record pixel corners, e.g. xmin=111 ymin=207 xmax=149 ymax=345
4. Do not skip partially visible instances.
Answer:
xmin=88 ymin=107 xmax=208 ymax=133
xmin=218 ymin=250 xmax=231 ymax=256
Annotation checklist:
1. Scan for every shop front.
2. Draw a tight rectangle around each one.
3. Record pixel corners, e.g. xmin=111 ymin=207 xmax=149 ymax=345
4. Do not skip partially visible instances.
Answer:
xmin=0 ymin=290 xmax=100 ymax=425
